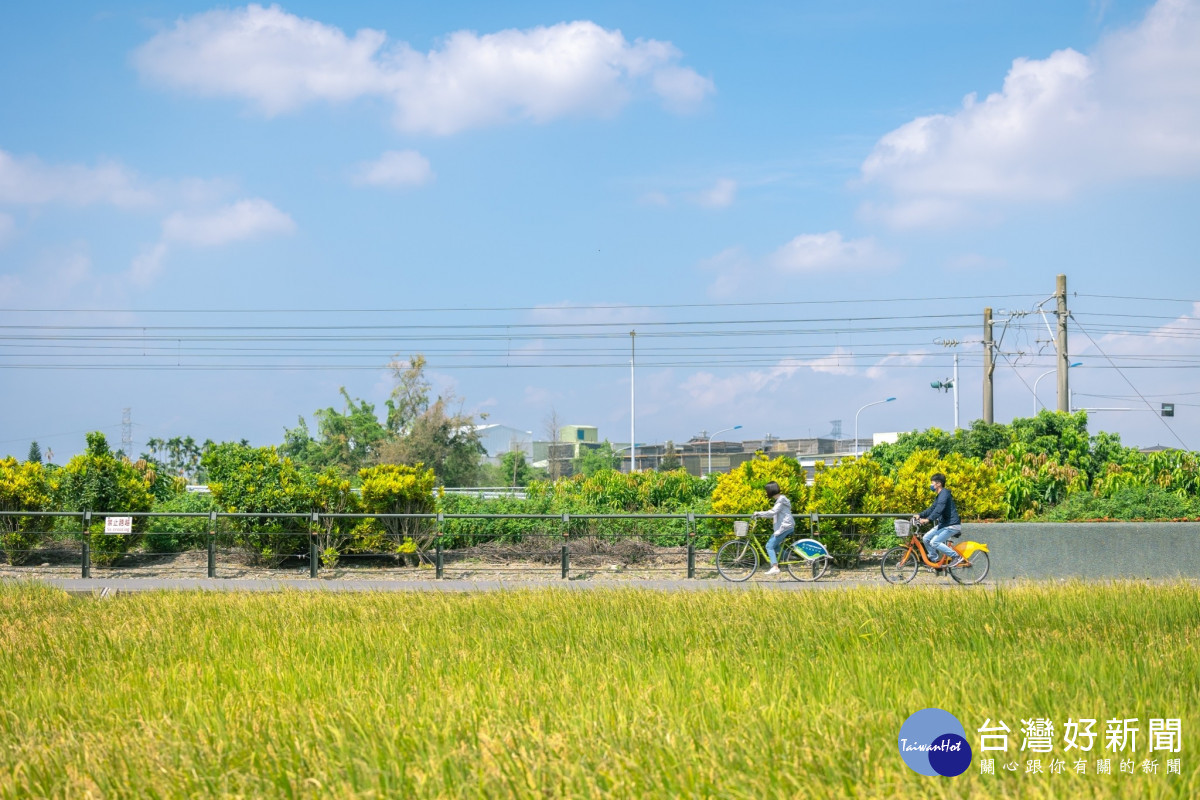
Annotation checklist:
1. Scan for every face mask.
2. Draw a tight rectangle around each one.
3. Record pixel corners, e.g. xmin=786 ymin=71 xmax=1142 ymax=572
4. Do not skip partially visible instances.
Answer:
xmin=929 ymin=484 xmax=937 ymax=493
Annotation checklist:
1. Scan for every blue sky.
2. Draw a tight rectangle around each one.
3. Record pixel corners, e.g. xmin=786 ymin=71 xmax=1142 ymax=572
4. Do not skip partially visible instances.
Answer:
xmin=2 ymin=0 xmax=1200 ymax=461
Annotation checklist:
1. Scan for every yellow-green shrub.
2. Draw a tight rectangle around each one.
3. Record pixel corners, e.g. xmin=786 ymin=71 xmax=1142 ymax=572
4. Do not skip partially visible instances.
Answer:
xmin=808 ymin=456 xmax=896 ymax=555
xmin=707 ymin=455 xmax=807 ymax=546
xmin=0 ymin=457 xmax=50 ymax=564
xmin=893 ymin=450 xmax=1005 ymax=520
xmin=359 ymin=463 xmax=437 ymax=551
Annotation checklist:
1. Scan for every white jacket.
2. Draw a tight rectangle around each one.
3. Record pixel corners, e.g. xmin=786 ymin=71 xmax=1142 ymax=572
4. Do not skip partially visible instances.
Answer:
xmin=754 ymin=494 xmax=795 ymax=534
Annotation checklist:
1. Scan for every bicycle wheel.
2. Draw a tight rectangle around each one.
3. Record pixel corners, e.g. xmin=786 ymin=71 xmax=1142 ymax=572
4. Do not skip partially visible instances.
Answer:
xmin=716 ymin=538 xmax=758 ymax=582
xmin=786 ymin=554 xmax=829 ymax=582
xmin=881 ymin=546 xmax=918 ymax=584
xmin=950 ymin=550 xmax=990 ymax=585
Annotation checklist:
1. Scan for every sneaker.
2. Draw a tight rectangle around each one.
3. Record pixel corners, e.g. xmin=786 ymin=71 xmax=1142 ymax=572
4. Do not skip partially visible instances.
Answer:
xmin=947 ymin=556 xmax=965 ymax=569
xmin=764 ymin=565 xmax=781 ymax=575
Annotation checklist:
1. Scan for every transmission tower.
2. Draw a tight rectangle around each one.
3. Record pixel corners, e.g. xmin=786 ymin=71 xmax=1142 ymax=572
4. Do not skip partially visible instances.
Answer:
xmin=121 ymin=408 xmax=133 ymax=456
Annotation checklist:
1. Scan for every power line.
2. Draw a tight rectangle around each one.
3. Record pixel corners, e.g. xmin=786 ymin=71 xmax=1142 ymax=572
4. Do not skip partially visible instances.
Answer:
xmin=1070 ymin=313 xmax=1189 ymax=450
xmin=0 ymin=293 xmax=1046 ymax=315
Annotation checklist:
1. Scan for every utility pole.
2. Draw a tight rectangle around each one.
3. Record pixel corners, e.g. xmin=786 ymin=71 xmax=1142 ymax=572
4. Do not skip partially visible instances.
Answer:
xmin=629 ymin=330 xmax=636 ymax=474
xmin=982 ymin=308 xmax=994 ymax=424
xmin=1056 ymin=274 xmax=1069 ymax=412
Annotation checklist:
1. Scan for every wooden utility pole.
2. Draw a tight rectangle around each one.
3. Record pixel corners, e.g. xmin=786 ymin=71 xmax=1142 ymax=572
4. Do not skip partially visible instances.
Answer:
xmin=982 ymin=307 xmax=994 ymax=423
xmin=1056 ymin=274 xmax=1069 ymax=412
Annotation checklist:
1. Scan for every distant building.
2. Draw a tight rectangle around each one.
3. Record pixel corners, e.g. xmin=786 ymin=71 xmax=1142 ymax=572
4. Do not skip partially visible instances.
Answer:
xmin=474 ymin=424 xmax=533 ymax=465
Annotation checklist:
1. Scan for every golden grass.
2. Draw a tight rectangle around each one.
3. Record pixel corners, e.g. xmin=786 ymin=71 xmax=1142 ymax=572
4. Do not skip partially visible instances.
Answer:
xmin=0 ymin=582 xmax=1197 ymax=798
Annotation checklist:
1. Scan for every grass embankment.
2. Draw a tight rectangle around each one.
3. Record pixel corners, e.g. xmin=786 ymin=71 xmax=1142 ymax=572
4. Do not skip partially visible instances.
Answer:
xmin=0 ymin=583 xmax=1197 ymax=799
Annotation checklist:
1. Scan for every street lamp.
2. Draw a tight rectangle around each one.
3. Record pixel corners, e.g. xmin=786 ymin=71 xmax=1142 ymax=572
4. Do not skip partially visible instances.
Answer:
xmin=615 ymin=442 xmax=643 ymax=472
xmin=855 ymin=398 xmax=896 ymax=456
xmin=706 ymin=425 xmax=742 ymax=477
xmin=1033 ymin=362 xmax=1082 ymax=414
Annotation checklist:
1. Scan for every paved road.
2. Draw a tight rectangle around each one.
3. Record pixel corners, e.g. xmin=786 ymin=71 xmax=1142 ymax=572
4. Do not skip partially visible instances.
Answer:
xmin=13 ymin=576 xmax=908 ymax=594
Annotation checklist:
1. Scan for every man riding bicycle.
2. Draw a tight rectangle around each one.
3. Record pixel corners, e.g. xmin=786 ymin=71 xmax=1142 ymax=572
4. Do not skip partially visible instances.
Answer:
xmin=753 ymin=481 xmax=794 ymax=576
xmin=917 ymin=473 xmax=962 ymax=568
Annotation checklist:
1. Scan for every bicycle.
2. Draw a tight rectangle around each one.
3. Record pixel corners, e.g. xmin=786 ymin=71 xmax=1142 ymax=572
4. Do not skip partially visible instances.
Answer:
xmin=716 ymin=520 xmax=833 ymax=582
xmin=881 ymin=517 xmax=990 ymax=585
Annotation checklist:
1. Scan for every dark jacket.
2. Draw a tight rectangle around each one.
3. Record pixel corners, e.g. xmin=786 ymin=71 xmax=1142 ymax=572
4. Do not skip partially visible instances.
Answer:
xmin=921 ymin=487 xmax=961 ymax=528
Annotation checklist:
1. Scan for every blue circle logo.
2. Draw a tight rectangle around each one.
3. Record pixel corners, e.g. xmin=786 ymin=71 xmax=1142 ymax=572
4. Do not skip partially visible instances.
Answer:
xmin=898 ymin=708 xmax=973 ymax=777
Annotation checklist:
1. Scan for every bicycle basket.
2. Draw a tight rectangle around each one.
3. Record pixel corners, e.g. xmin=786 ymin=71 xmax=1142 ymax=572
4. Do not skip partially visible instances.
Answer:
xmin=733 ymin=520 xmax=749 ymax=538
xmin=893 ymin=519 xmax=913 ymax=537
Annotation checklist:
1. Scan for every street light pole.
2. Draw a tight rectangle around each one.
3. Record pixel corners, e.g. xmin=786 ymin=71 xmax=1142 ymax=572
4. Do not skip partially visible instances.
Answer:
xmin=706 ymin=425 xmax=742 ymax=477
xmin=1034 ymin=362 xmax=1082 ymax=414
xmin=855 ymin=398 xmax=896 ymax=456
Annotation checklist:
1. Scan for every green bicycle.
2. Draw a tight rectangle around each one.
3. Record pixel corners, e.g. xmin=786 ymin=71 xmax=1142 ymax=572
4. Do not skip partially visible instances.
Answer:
xmin=716 ymin=520 xmax=833 ymax=582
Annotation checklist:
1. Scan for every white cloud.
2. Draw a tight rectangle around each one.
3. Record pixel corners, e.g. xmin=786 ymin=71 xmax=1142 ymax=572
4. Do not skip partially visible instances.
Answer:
xmin=860 ymin=0 xmax=1200 ymax=227
xmin=698 ymin=246 xmax=752 ymax=298
xmin=701 ymin=232 xmax=898 ymax=296
xmin=0 ymin=149 xmax=156 ymax=208
xmin=693 ymin=177 xmax=737 ymax=208
xmin=0 ymin=212 xmax=14 ymax=247
xmin=528 ymin=302 xmax=647 ymax=326
xmin=682 ymin=350 xmax=856 ymax=408
xmin=637 ymin=190 xmax=670 ymax=207
xmin=131 ymin=198 xmax=295 ymax=285
xmin=866 ymin=350 xmax=930 ymax=380
xmin=769 ymin=231 xmax=897 ymax=273
xmin=352 ymin=150 xmax=434 ymax=188
xmin=134 ymin=5 xmax=714 ymax=135
xmin=945 ymin=252 xmax=1006 ymax=272
xmin=1091 ymin=301 xmax=1200 ymax=358
xmin=161 ymin=198 xmax=295 ymax=246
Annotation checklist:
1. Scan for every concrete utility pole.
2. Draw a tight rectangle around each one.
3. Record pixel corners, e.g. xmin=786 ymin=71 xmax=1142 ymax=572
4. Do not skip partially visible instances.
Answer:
xmin=982 ymin=308 xmax=995 ymax=424
xmin=629 ymin=330 xmax=636 ymax=473
xmin=1056 ymin=274 xmax=1069 ymax=412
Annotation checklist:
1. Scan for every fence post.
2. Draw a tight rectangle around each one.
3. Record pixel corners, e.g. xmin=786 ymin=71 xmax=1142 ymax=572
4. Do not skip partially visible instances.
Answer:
xmin=81 ymin=511 xmax=91 ymax=579
xmin=310 ymin=512 xmax=319 ymax=578
xmin=561 ymin=513 xmax=570 ymax=579
xmin=435 ymin=513 xmax=444 ymax=579
xmin=687 ymin=512 xmax=695 ymax=579
xmin=207 ymin=511 xmax=217 ymax=579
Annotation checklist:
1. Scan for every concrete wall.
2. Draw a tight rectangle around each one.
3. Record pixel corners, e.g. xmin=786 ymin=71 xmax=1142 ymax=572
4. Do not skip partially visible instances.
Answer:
xmin=960 ymin=522 xmax=1200 ymax=580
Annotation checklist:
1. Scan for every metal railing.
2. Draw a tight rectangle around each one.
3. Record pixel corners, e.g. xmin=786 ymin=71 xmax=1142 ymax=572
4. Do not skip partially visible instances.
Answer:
xmin=0 ymin=510 xmax=911 ymax=580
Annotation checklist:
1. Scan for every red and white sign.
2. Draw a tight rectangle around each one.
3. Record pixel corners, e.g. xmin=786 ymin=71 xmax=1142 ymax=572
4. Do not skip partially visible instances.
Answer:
xmin=103 ymin=516 xmax=133 ymax=534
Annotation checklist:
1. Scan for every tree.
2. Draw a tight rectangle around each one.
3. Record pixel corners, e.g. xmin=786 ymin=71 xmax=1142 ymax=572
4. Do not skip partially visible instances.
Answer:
xmin=282 ymin=389 xmax=389 ymax=477
xmin=386 ymin=354 xmax=432 ymax=435
xmin=574 ymin=441 xmax=622 ymax=477
xmin=373 ymin=354 xmax=485 ymax=486
xmin=659 ymin=440 xmax=681 ymax=471
xmin=144 ymin=436 xmax=206 ymax=483
xmin=27 ymin=441 xmax=41 ymax=464
xmin=377 ymin=396 xmax=484 ymax=486
xmin=542 ymin=407 xmax=565 ymax=481
xmin=51 ymin=432 xmax=156 ymax=564
xmin=500 ymin=449 xmax=537 ymax=487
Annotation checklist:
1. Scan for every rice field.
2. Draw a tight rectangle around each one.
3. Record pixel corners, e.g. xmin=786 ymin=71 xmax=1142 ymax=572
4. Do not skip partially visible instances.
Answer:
xmin=0 ymin=582 xmax=1197 ymax=799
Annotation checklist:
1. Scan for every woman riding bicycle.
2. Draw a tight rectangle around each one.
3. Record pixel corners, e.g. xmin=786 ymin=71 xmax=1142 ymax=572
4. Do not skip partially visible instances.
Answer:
xmin=753 ymin=481 xmax=794 ymax=576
